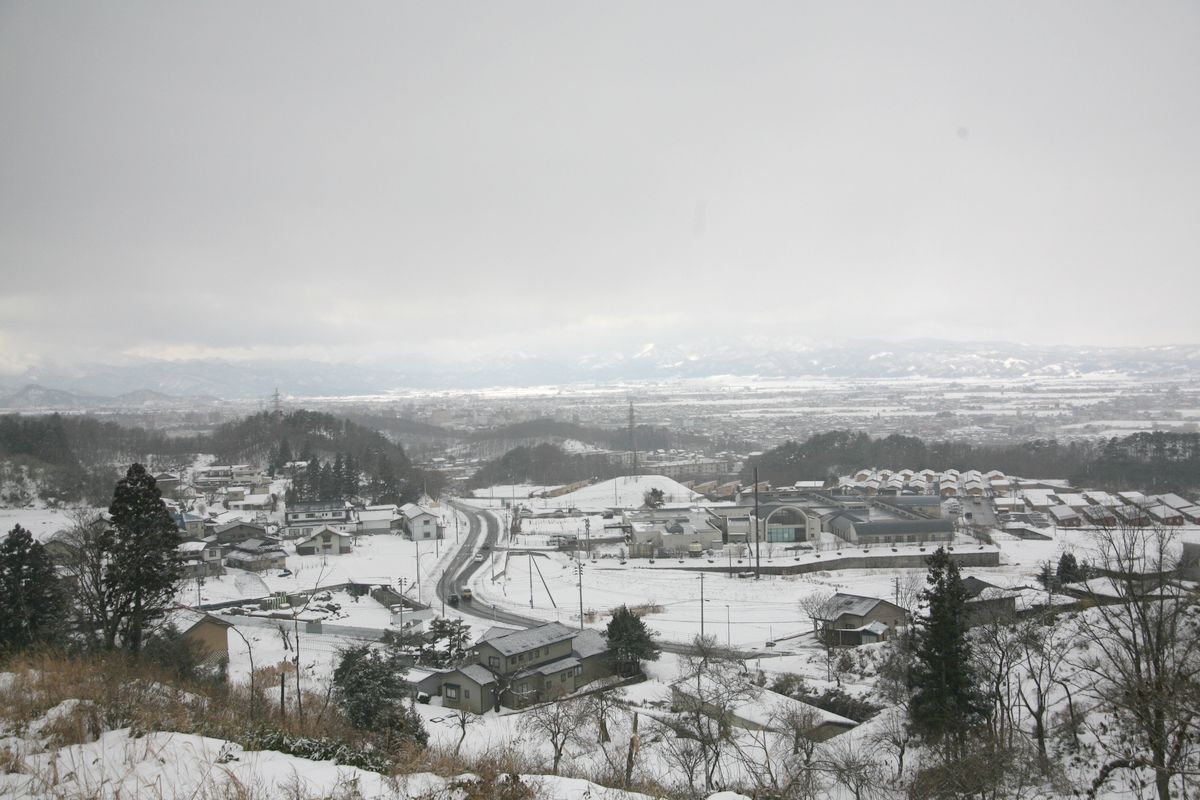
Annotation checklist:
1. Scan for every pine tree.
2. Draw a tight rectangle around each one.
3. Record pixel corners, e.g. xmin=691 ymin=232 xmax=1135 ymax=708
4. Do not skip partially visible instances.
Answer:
xmin=106 ymin=464 xmax=183 ymax=654
xmin=0 ymin=524 xmax=66 ymax=651
xmin=332 ymin=453 xmax=345 ymax=499
xmin=332 ymin=645 xmax=428 ymax=747
xmin=318 ymin=461 xmax=335 ymax=501
xmin=304 ymin=455 xmax=321 ymax=501
xmin=342 ymin=452 xmax=359 ymax=499
xmin=1056 ymin=551 xmax=1081 ymax=585
xmin=606 ymin=605 xmax=660 ymax=676
xmin=908 ymin=547 xmax=987 ymax=752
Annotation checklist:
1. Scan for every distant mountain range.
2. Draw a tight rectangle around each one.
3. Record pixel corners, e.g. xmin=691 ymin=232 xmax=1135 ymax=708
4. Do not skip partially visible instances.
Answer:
xmin=1 ymin=340 xmax=1197 ymax=404
xmin=0 ymin=384 xmax=221 ymax=411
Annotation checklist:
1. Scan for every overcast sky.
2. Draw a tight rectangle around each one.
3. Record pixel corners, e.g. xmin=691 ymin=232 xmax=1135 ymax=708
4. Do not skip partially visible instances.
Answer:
xmin=1 ymin=1 xmax=1197 ymax=373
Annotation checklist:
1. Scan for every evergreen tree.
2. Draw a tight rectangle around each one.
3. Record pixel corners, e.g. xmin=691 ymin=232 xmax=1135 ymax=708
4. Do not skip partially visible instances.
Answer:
xmin=606 ymin=605 xmax=660 ymax=676
xmin=332 ymin=453 xmax=345 ymax=499
xmin=304 ymin=455 xmax=321 ymax=501
xmin=342 ymin=452 xmax=359 ymax=499
xmin=0 ymin=524 xmax=66 ymax=651
xmin=318 ymin=461 xmax=335 ymax=500
xmin=332 ymin=645 xmax=428 ymax=747
xmin=106 ymin=463 xmax=183 ymax=654
xmin=1056 ymin=551 xmax=1081 ymax=585
xmin=908 ymin=547 xmax=987 ymax=752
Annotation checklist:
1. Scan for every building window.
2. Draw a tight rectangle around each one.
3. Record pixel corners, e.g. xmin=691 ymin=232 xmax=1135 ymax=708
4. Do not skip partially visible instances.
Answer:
xmin=445 ymin=685 xmax=458 ymax=700
xmin=464 ymin=689 xmax=470 ymax=699
xmin=488 ymin=656 xmax=500 ymax=668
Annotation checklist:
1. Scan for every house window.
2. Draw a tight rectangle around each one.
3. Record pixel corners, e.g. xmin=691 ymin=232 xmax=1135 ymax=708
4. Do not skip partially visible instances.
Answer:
xmin=464 ymin=689 xmax=471 ymax=699
xmin=519 ymin=653 xmax=525 ymax=662
xmin=509 ymin=656 xmax=516 ymax=665
xmin=445 ymin=685 xmax=459 ymax=700
xmin=488 ymin=656 xmax=500 ymax=668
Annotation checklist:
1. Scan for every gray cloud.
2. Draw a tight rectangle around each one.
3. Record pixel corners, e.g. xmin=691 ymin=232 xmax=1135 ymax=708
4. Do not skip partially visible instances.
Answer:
xmin=1 ymin=1 xmax=1197 ymax=373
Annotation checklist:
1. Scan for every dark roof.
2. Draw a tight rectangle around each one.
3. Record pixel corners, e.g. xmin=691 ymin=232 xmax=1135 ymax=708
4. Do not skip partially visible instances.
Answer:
xmin=571 ymin=628 xmax=608 ymax=660
xmin=813 ymin=592 xmax=896 ymax=621
xmin=961 ymin=576 xmax=1000 ymax=598
xmin=287 ymin=501 xmax=348 ymax=513
xmin=475 ymin=622 xmax=576 ymax=657
xmin=851 ymin=519 xmax=955 ymax=536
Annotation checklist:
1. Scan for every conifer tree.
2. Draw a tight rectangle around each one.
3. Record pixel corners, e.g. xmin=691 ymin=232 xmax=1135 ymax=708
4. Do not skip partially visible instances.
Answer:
xmin=106 ymin=463 xmax=183 ymax=654
xmin=0 ymin=524 xmax=66 ymax=651
xmin=342 ymin=452 xmax=359 ymax=499
xmin=332 ymin=453 xmax=345 ymax=498
xmin=908 ymin=547 xmax=986 ymax=753
xmin=606 ymin=605 xmax=660 ymax=676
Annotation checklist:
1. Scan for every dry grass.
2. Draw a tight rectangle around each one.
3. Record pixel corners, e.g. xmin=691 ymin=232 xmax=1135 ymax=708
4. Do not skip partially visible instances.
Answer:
xmin=0 ymin=652 xmax=680 ymax=800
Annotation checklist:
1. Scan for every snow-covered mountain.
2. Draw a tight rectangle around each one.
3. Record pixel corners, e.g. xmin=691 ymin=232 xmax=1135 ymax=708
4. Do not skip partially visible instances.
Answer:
xmin=1 ymin=340 xmax=1196 ymax=400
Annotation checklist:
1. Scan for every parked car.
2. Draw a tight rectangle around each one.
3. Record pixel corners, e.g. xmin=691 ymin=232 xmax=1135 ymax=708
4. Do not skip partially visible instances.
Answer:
xmin=474 ymin=552 xmax=485 ymax=562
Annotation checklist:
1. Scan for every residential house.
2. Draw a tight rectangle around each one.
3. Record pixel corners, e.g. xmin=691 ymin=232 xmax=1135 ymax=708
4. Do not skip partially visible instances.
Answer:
xmin=212 ymin=520 xmax=269 ymax=547
xmin=178 ymin=539 xmax=223 ymax=578
xmin=400 ymin=503 xmax=444 ymax=540
xmin=163 ymin=607 xmax=233 ymax=668
xmin=358 ymin=504 xmax=400 ymax=535
xmin=294 ymin=526 xmax=353 ymax=556
xmin=809 ymin=593 xmax=907 ymax=646
xmin=1049 ymin=505 xmax=1082 ymax=528
xmin=171 ymin=511 xmax=206 ymax=539
xmin=153 ymin=472 xmax=182 ymax=494
xmin=225 ymin=538 xmax=287 ymax=572
xmin=436 ymin=623 xmax=612 ymax=713
xmin=1146 ymin=504 xmax=1185 ymax=526
xmin=961 ymin=576 xmax=1017 ymax=623
xmin=284 ymin=501 xmax=354 ymax=539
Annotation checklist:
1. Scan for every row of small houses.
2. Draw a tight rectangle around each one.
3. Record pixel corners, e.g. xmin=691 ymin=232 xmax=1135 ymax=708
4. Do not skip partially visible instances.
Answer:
xmin=846 ymin=468 xmax=1015 ymax=497
xmin=175 ymin=501 xmax=447 ymax=579
xmin=1011 ymin=491 xmax=1199 ymax=528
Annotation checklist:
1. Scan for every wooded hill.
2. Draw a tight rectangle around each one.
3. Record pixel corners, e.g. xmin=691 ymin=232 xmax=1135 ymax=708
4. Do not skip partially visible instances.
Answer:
xmin=742 ymin=430 xmax=1200 ymax=494
xmin=0 ymin=410 xmax=440 ymax=506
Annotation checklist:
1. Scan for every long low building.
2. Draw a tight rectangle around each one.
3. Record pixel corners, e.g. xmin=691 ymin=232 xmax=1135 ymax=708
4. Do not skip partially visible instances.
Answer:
xmin=825 ymin=514 xmax=955 ymax=545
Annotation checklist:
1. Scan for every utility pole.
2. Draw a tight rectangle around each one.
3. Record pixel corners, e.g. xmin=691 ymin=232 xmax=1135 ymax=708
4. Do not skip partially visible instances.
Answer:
xmin=753 ymin=467 xmax=761 ymax=580
xmin=397 ymin=577 xmax=408 ymax=631
xmin=529 ymin=553 xmax=535 ymax=609
xmin=725 ymin=604 xmax=730 ymax=647
xmin=575 ymin=562 xmax=585 ymax=630
xmin=415 ymin=540 xmax=421 ymax=602
xmin=585 ymin=517 xmax=591 ymax=559
xmin=699 ymin=573 xmax=705 ymax=638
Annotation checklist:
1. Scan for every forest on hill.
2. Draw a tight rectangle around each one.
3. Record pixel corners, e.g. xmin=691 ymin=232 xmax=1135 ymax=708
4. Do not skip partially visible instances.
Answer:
xmin=742 ymin=430 xmax=1200 ymax=493
xmin=0 ymin=410 xmax=440 ymax=505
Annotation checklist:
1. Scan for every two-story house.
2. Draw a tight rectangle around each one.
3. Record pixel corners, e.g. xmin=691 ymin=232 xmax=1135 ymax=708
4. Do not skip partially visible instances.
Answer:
xmin=809 ymin=592 xmax=907 ymax=646
xmin=400 ymin=503 xmax=444 ymax=540
xmin=294 ymin=526 xmax=353 ymax=556
xmin=178 ymin=539 xmax=224 ymax=579
xmin=284 ymin=501 xmax=354 ymax=539
xmin=437 ymin=622 xmax=611 ymax=713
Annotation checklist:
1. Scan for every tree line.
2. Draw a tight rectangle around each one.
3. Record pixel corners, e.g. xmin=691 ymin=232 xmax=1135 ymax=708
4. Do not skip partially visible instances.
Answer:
xmin=743 ymin=429 xmax=1200 ymax=493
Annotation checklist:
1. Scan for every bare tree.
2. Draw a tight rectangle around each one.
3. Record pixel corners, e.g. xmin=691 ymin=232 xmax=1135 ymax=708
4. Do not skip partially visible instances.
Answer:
xmin=1014 ymin=613 xmax=1070 ymax=766
xmin=868 ymin=707 xmax=913 ymax=783
xmin=1072 ymin=521 xmax=1200 ymax=800
xmin=825 ymin=738 xmax=885 ymax=800
xmin=971 ymin=606 xmax=1024 ymax=748
xmin=798 ymin=590 xmax=839 ymax=680
xmin=672 ymin=634 xmax=755 ymax=792
xmin=520 ymin=693 xmax=587 ymax=774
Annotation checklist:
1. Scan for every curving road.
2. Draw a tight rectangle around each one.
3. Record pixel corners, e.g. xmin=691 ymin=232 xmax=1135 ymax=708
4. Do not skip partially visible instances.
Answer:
xmin=442 ymin=500 xmax=769 ymax=657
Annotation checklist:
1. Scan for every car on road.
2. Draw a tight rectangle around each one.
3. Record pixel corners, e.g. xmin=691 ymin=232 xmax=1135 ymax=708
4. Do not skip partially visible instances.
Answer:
xmin=447 ymin=594 xmax=460 ymax=606
xmin=474 ymin=552 xmax=485 ymax=562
